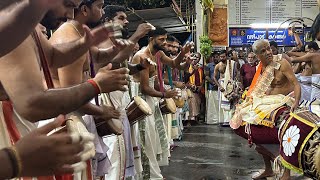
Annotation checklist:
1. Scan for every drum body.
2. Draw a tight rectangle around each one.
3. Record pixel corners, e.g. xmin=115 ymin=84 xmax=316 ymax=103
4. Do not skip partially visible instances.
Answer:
xmin=234 ymin=106 xmax=290 ymax=144
xmin=95 ymin=94 xmax=124 ymax=136
xmin=126 ymin=96 xmax=152 ymax=125
xmin=278 ymin=110 xmax=320 ymax=179
xmin=174 ymin=97 xmax=185 ymax=108
xmin=66 ymin=116 xmax=95 ymax=157
xmin=159 ymin=98 xmax=177 ymax=114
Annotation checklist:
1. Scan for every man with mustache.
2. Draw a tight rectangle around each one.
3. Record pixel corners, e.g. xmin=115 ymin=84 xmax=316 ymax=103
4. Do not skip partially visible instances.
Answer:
xmin=49 ymin=0 xmax=133 ymax=178
xmin=231 ymin=39 xmax=300 ymax=180
xmin=97 ymin=5 xmax=154 ymax=180
xmin=132 ymin=26 xmax=192 ymax=179
xmin=240 ymin=52 xmax=258 ymax=89
xmin=0 ymin=0 xmax=129 ymax=179
xmin=213 ymin=50 xmax=239 ymax=127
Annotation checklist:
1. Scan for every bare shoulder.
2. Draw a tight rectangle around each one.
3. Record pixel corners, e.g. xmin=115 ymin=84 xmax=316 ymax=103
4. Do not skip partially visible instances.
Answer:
xmin=278 ymin=58 xmax=292 ymax=72
xmin=0 ymin=36 xmax=35 ymax=66
xmin=49 ymin=23 xmax=79 ymax=44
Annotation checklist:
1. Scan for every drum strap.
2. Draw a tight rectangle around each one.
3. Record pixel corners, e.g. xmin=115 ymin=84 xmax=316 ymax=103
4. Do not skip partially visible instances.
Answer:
xmin=33 ymin=31 xmax=94 ymax=180
xmin=32 ymin=31 xmax=54 ymax=89
xmin=88 ymin=51 xmax=101 ymax=106
xmin=156 ymin=52 xmax=164 ymax=92
xmin=167 ymin=65 xmax=174 ymax=88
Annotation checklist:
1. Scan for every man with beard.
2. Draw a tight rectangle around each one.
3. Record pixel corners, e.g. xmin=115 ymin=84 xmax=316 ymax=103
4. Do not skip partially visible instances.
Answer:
xmin=231 ymin=39 xmax=300 ymax=180
xmin=205 ymin=51 xmax=220 ymax=125
xmin=49 ymin=0 xmax=132 ymax=178
xmin=97 ymin=5 xmax=154 ymax=180
xmin=213 ymin=50 xmax=239 ymax=127
xmin=132 ymin=27 xmax=192 ymax=179
xmin=0 ymin=0 xmax=63 ymax=57
xmin=0 ymin=0 xmax=129 ymax=179
xmin=162 ymin=35 xmax=186 ymax=152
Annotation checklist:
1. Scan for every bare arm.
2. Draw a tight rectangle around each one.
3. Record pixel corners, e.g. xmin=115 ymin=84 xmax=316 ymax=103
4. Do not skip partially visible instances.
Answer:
xmin=291 ymin=53 xmax=313 ymax=63
xmin=293 ymin=32 xmax=303 ymax=50
xmin=213 ymin=64 xmax=222 ymax=89
xmin=110 ymin=23 xmax=153 ymax=63
xmin=47 ymin=25 xmax=112 ymax=69
xmin=140 ymin=68 xmax=163 ymax=98
xmin=0 ymin=38 xmax=104 ymax=122
xmin=57 ymin=56 xmax=104 ymax=116
xmin=0 ymin=0 xmax=54 ymax=57
xmin=281 ymin=59 xmax=301 ymax=110
xmin=286 ymin=51 xmax=306 ymax=57
xmin=90 ymin=46 xmax=120 ymax=64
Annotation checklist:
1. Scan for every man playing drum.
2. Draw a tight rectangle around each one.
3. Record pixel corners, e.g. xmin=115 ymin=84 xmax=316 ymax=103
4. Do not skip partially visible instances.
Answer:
xmin=231 ymin=39 xmax=301 ymax=180
xmin=0 ymin=0 xmax=129 ymax=179
xmin=131 ymin=26 xmax=192 ymax=179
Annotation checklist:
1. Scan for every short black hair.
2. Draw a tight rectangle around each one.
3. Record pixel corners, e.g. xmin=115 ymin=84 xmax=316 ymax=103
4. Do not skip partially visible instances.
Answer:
xmin=212 ymin=51 xmax=219 ymax=56
xmin=167 ymin=35 xmax=175 ymax=42
xmin=74 ymin=0 xmax=97 ymax=15
xmin=148 ymin=26 xmax=167 ymax=38
xmin=103 ymin=5 xmax=126 ymax=21
xmin=308 ymin=41 xmax=319 ymax=50
xmin=269 ymin=41 xmax=278 ymax=48
xmin=219 ymin=50 xmax=227 ymax=55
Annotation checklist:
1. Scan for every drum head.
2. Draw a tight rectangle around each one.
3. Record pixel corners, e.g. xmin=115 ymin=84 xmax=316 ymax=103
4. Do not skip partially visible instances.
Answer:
xmin=165 ymin=98 xmax=177 ymax=113
xmin=134 ymin=96 xmax=152 ymax=115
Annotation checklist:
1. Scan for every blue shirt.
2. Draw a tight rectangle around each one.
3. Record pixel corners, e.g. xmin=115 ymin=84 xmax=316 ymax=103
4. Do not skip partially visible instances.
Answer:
xmin=205 ymin=62 xmax=218 ymax=90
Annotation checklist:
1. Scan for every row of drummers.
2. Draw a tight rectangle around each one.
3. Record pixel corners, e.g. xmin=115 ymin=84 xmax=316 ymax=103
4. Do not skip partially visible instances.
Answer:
xmin=100 ymin=86 xmax=194 ymax=135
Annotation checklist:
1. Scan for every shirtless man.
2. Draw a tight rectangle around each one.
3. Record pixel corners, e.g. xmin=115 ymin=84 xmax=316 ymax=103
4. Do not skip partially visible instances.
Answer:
xmin=0 ymin=0 xmax=63 ymax=57
xmin=213 ymin=50 xmax=239 ymax=126
xmin=131 ymin=26 xmax=192 ymax=179
xmin=97 ymin=5 xmax=155 ymax=179
xmin=97 ymin=5 xmax=153 ymax=70
xmin=0 ymin=0 xmax=129 ymax=122
xmin=49 ymin=0 xmax=126 ymax=119
xmin=232 ymin=39 xmax=301 ymax=180
xmin=163 ymin=35 xmax=186 ymax=89
xmin=291 ymin=42 xmax=320 ymax=100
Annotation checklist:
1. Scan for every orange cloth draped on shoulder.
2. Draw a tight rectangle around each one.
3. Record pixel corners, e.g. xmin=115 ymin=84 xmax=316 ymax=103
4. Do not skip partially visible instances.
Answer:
xmin=246 ymin=63 xmax=262 ymax=97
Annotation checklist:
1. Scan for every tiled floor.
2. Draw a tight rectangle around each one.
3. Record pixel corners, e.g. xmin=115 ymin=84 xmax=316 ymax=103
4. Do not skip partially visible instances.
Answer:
xmin=161 ymin=125 xmax=312 ymax=180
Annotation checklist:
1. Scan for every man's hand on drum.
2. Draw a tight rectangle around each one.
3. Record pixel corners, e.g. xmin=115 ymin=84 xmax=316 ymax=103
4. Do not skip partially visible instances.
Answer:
xmin=98 ymin=105 xmax=121 ymax=120
xmin=15 ymin=116 xmax=94 ymax=177
xmin=93 ymin=63 xmax=129 ymax=93
xmin=164 ymin=89 xmax=179 ymax=98
xmin=174 ymin=81 xmax=185 ymax=89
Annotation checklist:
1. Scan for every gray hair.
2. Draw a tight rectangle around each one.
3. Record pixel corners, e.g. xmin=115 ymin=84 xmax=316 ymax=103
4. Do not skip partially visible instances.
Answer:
xmin=252 ymin=39 xmax=269 ymax=54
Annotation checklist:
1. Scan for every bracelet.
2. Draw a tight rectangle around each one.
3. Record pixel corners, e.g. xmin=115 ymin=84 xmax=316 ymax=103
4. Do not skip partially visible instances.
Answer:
xmin=87 ymin=79 xmax=101 ymax=94
xmin=3 ymin=147 xmax=22 ymax=178
xmin=136 ymin=64 xmax=145 ymax=71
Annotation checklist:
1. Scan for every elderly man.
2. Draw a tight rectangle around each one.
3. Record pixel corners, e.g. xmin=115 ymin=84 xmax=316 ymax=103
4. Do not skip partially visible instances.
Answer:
xmin=231 ymin=39 xmax=301 ymax=180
